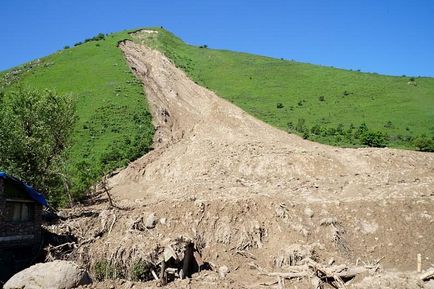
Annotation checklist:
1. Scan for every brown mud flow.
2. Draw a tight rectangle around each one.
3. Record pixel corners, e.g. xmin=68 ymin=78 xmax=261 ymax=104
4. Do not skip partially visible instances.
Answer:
xmin=57 ymin=30 xmax=434 ymax=288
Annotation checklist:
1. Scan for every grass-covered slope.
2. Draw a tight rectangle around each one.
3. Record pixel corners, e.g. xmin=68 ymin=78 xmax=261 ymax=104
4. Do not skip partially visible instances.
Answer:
xmin=0 ymin=30 xmax=154 ymax=203
xmin=135 ymin=29 xmax=434 ymax=150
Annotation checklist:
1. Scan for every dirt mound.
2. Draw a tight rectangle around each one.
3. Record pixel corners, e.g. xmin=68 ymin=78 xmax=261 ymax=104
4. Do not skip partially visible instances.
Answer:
xmin=49 ymin=31 xmax=434 ymax=288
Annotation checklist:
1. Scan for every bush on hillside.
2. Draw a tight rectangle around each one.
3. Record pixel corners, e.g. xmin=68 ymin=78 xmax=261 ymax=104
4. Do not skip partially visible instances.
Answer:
xmin=361 ymin=131 xmax=387 ymax=147
xmin=287 ymin=121 xmax=294 ymax=132
xmin=413 ymin=135 xmax=434 ymax=152
xmin=310 ymin=124 xmax=323 ymax=135
xmin=384 ymin=120 xmax=394 ymax=129
xmin=354 ymin=123 xmax=369 ymax=139
xmin=84 ymin=33 xmax=105 ymax=43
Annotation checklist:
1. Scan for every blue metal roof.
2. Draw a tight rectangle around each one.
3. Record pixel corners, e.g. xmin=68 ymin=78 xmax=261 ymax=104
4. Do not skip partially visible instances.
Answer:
xmin=0 ymin=172 xmax=48 ymax=207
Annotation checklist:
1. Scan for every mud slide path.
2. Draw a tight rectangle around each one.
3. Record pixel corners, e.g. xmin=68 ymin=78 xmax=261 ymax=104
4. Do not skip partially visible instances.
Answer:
xmin=113 ymin=37 xmax=433 ymax=204
xmin=65 ymin=32 xmax=434 ymax=288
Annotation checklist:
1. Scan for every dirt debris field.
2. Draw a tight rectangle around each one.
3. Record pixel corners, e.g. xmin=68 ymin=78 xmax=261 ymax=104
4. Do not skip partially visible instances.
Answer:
xmin=49 ymin=30 xmax=434 ymax=288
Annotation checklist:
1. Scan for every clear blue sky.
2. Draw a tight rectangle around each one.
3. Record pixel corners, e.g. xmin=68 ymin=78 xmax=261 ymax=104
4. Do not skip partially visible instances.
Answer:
xmin=1 ymin=0 xmax=433 ymax=76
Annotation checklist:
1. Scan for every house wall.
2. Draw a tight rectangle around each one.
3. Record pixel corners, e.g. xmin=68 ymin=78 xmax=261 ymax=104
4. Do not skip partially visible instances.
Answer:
xmin=0 ymin=178 xmax=43 ymax=249
xmin=0 ymin=178 xmax=5 ymax=224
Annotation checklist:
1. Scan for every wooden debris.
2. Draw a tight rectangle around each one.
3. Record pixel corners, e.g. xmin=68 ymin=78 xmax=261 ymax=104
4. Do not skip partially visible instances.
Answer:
xmin=252 ymin=257 xmax=368 ymax=289
xmin=151 ymin=269 xmax=159 ymax=281
xmin=420 ymin=267 xmax=434 ymax=281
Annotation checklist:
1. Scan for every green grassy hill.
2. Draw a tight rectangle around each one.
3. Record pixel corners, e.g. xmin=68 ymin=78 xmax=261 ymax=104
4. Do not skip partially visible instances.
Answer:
xmin=135 ymin=29 xmax=434 ymax=150
xmin=1 ymin=27 xmax=433 ymax=203
xmin=0 ymin=30 xmax=154 ymax=204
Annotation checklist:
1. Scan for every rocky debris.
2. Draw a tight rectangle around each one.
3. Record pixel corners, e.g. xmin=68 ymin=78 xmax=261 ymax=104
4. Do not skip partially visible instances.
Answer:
xmin=145 ymin=213 xmax=157 ymax=229
xmin=252 ymin=256 xmax=370 ymax=289
xmin=218 ymin=266 xmax=230 ymax=278
xmin=159 ymin=237 xmax=205 ymax=285
xmin=4 ymin=260 xmax=91 ymax=289
xmin=273 ymin=244 xmax=319 ymax=268
xmin=421 ymin=268 xmax=434 ymax=282
xmin=304 ymin=207 xmax=314 ymax=218
xmin=353 ymin=271 xmax=431 ymax=289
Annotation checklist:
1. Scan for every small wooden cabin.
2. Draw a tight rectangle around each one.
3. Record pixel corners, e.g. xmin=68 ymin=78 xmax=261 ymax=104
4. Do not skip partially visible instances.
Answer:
xmin=0 ymin=172 xmax=47 ymax=281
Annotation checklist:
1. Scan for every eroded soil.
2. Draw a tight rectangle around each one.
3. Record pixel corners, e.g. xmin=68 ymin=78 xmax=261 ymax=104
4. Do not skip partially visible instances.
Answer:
xmin=60 ymin=31 xmax=434 ymax=288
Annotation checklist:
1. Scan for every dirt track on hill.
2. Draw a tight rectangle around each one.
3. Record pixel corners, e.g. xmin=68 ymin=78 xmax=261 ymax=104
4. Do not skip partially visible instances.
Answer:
xmin=69 ymin=31 xmax=434 ymax=288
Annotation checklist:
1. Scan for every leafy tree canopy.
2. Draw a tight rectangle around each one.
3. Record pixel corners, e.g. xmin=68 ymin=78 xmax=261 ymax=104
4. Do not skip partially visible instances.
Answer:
xmin=0 ymin=88 xmax=76 ymax=205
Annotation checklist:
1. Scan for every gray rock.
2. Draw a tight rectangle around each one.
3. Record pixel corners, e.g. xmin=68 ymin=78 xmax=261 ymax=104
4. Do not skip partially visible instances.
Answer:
xmin=4 ymin=260 xmax=91 ymax=289
xmin=145 ymin=213 xmax=157 ymax=229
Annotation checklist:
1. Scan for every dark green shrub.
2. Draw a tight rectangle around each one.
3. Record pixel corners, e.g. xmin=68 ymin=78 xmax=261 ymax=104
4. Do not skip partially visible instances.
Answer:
xmin=336 ymin=123 xmax=344 ymax=134
xmin=287 ymin=121 xmax=294 ymax=132
xmin=64 ymin=45 xmax=70 ymax=49
xmin=276 ymin=103 xmax=284 ymax=109
xmin=413 ymin=135 xmax=434 ymax=152
xmin=354 ymin=123 xmax=369 ymax=139
xmin=310 ymin=124 xmax=323 ymax=135
xmin=326 ymin=127 xmax=337 ymax=136
xmin=384 ymin=121 xmax=394 ymax=129
xmin=318 ymin=95 xmax=325 ymax=102
xmin=361 ymin=131 xmax=387 ymax=147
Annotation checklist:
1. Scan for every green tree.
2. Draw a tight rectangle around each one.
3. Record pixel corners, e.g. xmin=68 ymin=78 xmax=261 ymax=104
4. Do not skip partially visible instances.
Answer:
xmin=413 ymin=135 xmax=434 ymax=152
xmin=361 ymin=131 xmax=387 ymax=148
xmin=0 ymin=88 xmax=76 ymax=204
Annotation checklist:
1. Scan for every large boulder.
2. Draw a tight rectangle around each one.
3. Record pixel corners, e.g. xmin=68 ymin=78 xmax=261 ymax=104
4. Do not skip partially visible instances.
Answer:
xmin=4 ymin=260 xmax=91 ymax=289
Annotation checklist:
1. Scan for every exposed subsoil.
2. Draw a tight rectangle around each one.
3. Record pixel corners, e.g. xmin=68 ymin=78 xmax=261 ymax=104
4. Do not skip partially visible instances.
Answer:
xmin=57 ymin=30 xmax=434 ymax=288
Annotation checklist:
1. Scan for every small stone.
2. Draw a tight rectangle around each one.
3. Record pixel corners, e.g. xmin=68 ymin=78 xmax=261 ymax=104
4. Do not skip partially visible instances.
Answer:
xmin=160 ymin=217 xmax=167 ymax=225
xmin=146 ymin=213 xmax=157 ymax=229
xmin=219 ymin=265 xmax=230 ymax=278
xmin=304 ymin=207 xmax=314 ymax=218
